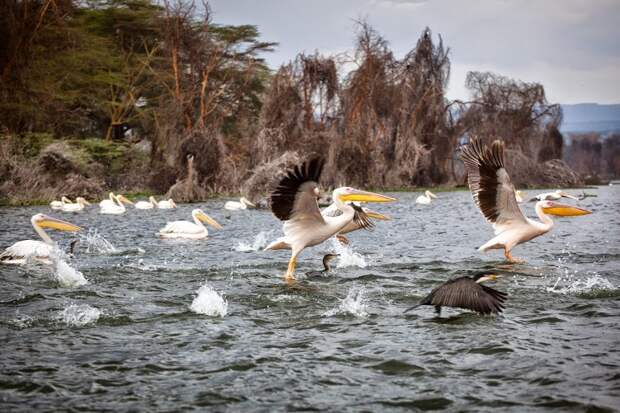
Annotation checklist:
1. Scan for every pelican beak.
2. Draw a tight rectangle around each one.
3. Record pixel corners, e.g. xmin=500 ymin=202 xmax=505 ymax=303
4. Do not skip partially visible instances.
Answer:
xmin=38 ymin=216 xmax=82 ymax=232
xmin=340 ymin=189 xmax=397 ymax=203
xmin=197 ymin=212 xmax=223 ymax=229
xmin=543 ymin=202 xmax=592 ymax=216
xmin=428 ymin=191 xmax=438 ymax=199
xmin=364 ymin=209 xmax=391 ymax=220
xmin=118 ymin=195 xmax=134 ymax=205
xmin=245 ymin=199 xmax=256 ymax=207
xmin=171 ymin=200 xmax=177 ymax=208
xmin=83 ymin=199 xmax=91 ymax=206
xmin=558 ymin=191 xmax=579 ymax=201
xmin=476 ymin=274 xmax=500 ymax=283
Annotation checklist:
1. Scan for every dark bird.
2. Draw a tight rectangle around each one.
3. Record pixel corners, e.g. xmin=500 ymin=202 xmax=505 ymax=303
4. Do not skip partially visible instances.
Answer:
xmin=305 ymin=253 xmax=339 ymax=277
xmin=404 ymin=273 xmax=507 ymax=316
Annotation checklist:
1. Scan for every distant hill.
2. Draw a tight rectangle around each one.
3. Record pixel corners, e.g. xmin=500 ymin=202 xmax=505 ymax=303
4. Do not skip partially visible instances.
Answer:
xmin=560 ymin=103 xmax=620 ymax=134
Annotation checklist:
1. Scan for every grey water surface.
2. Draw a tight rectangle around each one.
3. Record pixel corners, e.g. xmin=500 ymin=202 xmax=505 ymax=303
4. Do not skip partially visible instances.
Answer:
xmin=1 ymin=188 xmax=619 ymax=412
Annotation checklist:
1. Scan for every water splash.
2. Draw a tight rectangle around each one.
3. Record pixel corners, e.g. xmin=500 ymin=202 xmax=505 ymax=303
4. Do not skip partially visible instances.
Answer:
xmin=80 ymin=229 xmax=117 ymax=254
xmin=190 ymin=283 xmax=228 ymax=317
xmin=323 ymin=287 xmax=369 ymax=318
xmin=50 ymin=249 xmax=88 ymax=287
xmin=61 ymin=304 xmax=101 ymax=326
xmin=330 ymin=238 xmax=367 ymax=268
xmin=547 ymin=273 xmax=614 ymax=295
xmin=235 ymin=231 xmax=271 ymax=252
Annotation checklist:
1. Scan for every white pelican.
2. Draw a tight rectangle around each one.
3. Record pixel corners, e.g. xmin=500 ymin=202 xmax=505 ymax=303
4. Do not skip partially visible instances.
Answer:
xmin=100 ymin=194 xmax=133 ymax=214
xmin=224 ymin=197 xmax=255 ymax=211
xmin=532 ymin=190 xmax=578 ymax=202
xmin=264 ymin=158 xmax=396 ymax=281
xmin=61 ymin=197 xmax=91 ymax=212
xmin=514 ymin=190 xmax=525 ymax=203
xmin=99 ymin=192 xmax=116 ymax=208
xmin=135 ymin=196 xmax=158 ymax=210
xmin=50 ymin=196 xmax=73 ymax=210
xmin=416 ymin=190 xmax=438 ymax=205
xmin=321 ymin=202 xmax=390 ymax=245
xmin=158 ymin=209 xmax=222 ymax=239
xmin=157 ymin=198 xmax=177 ymax=209
xmin=461 ymin=138 xmax=591 ymax=263
xmin=0 ymin=214 xmax=82 ymax=264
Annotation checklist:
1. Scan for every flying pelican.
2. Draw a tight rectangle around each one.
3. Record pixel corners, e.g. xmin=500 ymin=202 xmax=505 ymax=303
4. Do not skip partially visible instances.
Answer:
xmin=100 ymin=194 xmax=133 ymax=214
xmin=322 ymin=202 xmax=390 ymax=245
xmin=264 ymin=158 xmax=396 ymax=281
xmin=135 ymin=196 xmax=158 ymax=210
xmin=0 ymin=214 xmax=82 ymax=264
xmin=531 ymin=190 xmax=578 ymax=202
xmin=305 ymin=253 xmax=339 ymax=277
xmin=61 ymin=197 xmax=91 ymax=212
xmin=460 ymin=138 xmax=592 ymax=263
xmin=404 ymin=273 xmax=507 ymax=316
xmin=50 ymin=196 xmax=73 ymax=210
xmin=158 ymin=198 xmax=177 ymax=209
xmin=224 ymin=197 xmax=256 ymax=211
xmin=158 ymin=209 xmax=222 ymax=239
xmin=416 ymin=190 xmax=438 ymax=205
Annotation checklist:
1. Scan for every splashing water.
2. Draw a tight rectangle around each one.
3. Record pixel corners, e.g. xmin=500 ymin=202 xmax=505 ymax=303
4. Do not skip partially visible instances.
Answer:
xmin=190 ymin=283 xmax=228 ymax=317
xmin=80 ymin=228 xmax=117 ymax=254
xmin=330 ymin=238 xmax=367 ymax=268
xmin=60 ymin=304 xmax=101 ymax=326
xmin=323 ymin=287 xmax=369 ymax=318
xmin=51 ymin=249 xmax=88 ymax=287
xmin=547 ymin=272 xmax=614 ymax=295
xmin=235 ymin=231 xmax=271 ymax=252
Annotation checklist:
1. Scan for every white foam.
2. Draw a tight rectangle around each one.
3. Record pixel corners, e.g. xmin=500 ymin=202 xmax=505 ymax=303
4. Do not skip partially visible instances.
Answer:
xmin=323 ymin=287 xmax=369 ymax=318
xmin=190 ymin=283 xmax=228 ymax=317
xmin=330 ymin=238 xmax=367 ymax=268
xmin=80 ymin=228 xmax=117 ymax=254
xmin=235 ymin=231 xmax=271 ymax=252
xmin=547 ymin=273 xmax=614 ymax=295
xmin=61 ymin=304 xmax=101 ymax=326
xmin=51 ymin=249 xmax=88 ymax=287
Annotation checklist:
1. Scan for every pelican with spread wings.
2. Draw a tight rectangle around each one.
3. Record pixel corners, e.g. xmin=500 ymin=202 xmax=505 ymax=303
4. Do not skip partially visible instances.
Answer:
xmin=265 ymin=158 xmax=396 ymax=281
xmin=461 ymin=138 xmax=592 ymax=263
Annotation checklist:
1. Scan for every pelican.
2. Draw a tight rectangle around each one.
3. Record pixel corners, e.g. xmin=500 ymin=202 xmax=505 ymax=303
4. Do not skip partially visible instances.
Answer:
xmin=264 ymin=158 xmax=396 ymax=281
xmin=514 ymin=190 xmax=525 ymax=203
xmin=531 ymin=190 xmax=578 ymax=202
xmin=158 ymin=198 xmax=177 ymax=209
xmin=135 ymin=196 xmax=158 ymax=210
xmin=100 ymin=194 xmax=133 ymax=214
xmin=305 ymin=253 xmax=339 ymax=277
xmin=50 ymin=196 xmax=73 ymax=210
xmin=61 ymin=197 xmax=91 ymax=212
xmin=224 ymin=197 xmax=256 ymax=211
xmin=321 ymin=202 xmax=390 ymax=245
xmin=158 ymin=209 xmax=222 ymax=239
xmin=0 ymin=214 xmax=82 ymax=264
xmin=99 ymin=192 xmax=116 ymax=208
xmin=404 ymin=273 xmax=507 ymax=316
xmin=461 ymin=138 xmax=592 ymax=263
xmin=416 ymin=190 xmax=437 ymax=205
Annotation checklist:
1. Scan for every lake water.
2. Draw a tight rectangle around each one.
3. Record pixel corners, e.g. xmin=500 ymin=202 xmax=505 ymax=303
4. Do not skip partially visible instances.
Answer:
xmin=1 ymin=188 xmax=619 ymax=412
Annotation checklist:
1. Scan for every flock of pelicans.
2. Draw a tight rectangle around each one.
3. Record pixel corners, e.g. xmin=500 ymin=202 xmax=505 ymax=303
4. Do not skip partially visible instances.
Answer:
xmin=1 ymin=139 xmax=593 ymax=316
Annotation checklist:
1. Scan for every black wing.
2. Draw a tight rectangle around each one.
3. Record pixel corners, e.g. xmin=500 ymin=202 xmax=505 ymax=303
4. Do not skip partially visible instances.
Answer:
xmin=421 ymin=277 xmax=507 ymax=315
xmin=270 ymin=158 xmax=325 ymax=221
xmin=351 ymin=203 xmax=375 ymax=231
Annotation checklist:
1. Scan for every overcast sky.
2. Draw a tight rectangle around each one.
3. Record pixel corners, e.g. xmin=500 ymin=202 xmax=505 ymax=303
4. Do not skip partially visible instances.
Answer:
xmin=209 ymin=0 xmax=619 ymax=104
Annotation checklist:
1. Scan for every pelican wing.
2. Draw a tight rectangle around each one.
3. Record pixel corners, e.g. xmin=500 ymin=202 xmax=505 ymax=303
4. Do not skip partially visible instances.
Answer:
xmin=460 ymin=138 xmax=528 ymax=234
xmin=159 ymin=220 xmax=203 ymax=234
xmin=0 ymin=240 xmax=53 ymax=261
xmin=422 ymin=277 xmax=507 ymax=315
xmin=351 ymin=204 xmax=374 ymax=231
xmin=270 ymin=158 xmax=325 ymax=223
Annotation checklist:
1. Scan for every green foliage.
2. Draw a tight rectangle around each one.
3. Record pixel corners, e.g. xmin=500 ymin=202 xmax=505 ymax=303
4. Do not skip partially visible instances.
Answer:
xmin=69 ymin=138 xmax=126 ymax=164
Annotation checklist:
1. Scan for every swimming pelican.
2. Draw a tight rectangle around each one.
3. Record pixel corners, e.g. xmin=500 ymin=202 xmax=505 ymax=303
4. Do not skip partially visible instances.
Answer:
xmin=305 ymin=253 xmax=339 ymax=277
xmin=404 ymin=273 xmax=506 ymax=315
xmin=50 ymin=196 xmax=73 ymax=210
xmin=158 ymin=209 xmax=222 ymax=239
xmin=531 ymin=190 xmax=578 ymax=202
xmin=514 ymin=190 xmax=525 ymax=203
xmin=416 ymin=190 xmax=438 ymax=205
xmin=224 ymin=197 xmax=256 ymax=211
xmin=61 ymin=197 xmax=91 ymax=212
xmin=322 ymin=202 xmax=390 ymax=245
xmin=461 ymin=138 xmax=592 ymax=263
xmin=157 ymin=198 xmax=177 ymax=209
xmin=100 ymin=194 xmax=132 ymax=214
xmin=264 ymin=158 xmax=396 ymax=281
xmin=0 ymin=214 xmax=82 ymax=264
xmin=135 ymin=196 xmax=158 ymax=210
xmin=99 ymin=192 xmax=116 ymax=208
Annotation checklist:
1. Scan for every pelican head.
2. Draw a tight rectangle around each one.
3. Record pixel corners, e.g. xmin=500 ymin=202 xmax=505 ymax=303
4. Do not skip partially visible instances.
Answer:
xmin=149 ymin=196 xmax=158 ymax=204
xmin=425 ymin=190 xmax=438 ymax=199
xmin=540 ymin=201 xmax=592 ymax=216
xmin=32 ymin=214 xmax=82 ymax=232
xmin=61 ymin=196 xmax=73 ymax=204
xmin=474 ymin=273 xmax=501 ymax=283
xmin=168 ymin=199 xmax=177 ymax=208
xmin=240 ymin=197 xmax=256 ymax=208
xmin=116 ymin=195 xmax=134 ymax=205
xmin=335 ymin=187 xmax=397 ymax=204
xmin=193 ymin=209 xmax=222 ymax=229
xmin=76 ymin=197 xmax=91 ymax=206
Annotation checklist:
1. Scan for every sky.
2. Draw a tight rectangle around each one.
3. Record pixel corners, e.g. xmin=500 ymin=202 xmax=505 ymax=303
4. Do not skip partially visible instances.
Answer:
xmin=209 ymin=0 xmax=620 ymax=104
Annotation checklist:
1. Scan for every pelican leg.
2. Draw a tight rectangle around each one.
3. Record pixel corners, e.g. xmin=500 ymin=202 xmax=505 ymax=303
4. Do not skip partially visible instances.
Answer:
xmin=284 ymin=254 xmax=298 ymax=282
xmin=336 ymin=235 xmax=350 ymax=245
xmin=504 ymin=250 xmax=525 ymax=264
